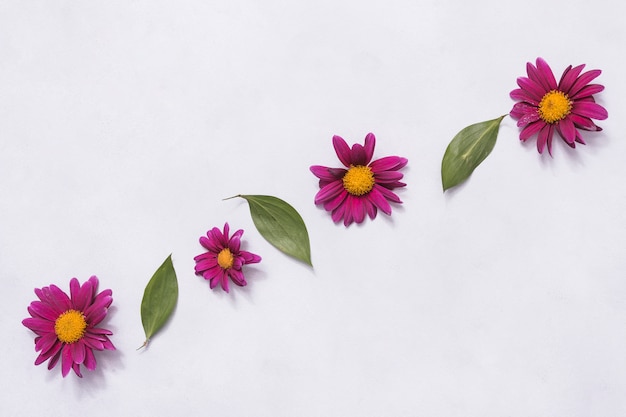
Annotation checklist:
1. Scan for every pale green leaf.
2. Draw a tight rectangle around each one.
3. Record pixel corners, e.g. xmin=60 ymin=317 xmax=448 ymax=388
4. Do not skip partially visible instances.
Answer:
xmin=139 ymin=254 xmax=178 ymax=349
xmin=235 ymin=194 xmax=312 ymax=266
xmin=441 ymin=115 xmax=506 ymax=191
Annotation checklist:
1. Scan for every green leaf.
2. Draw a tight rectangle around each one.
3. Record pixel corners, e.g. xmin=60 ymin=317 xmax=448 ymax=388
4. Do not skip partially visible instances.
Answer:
xmin=233 ymin=194 xmax=312 ymax=266
xmin=441 ymin=115 xmax=506 ymax=191
xmin=139 ymin=254 xmax=178 ymax=349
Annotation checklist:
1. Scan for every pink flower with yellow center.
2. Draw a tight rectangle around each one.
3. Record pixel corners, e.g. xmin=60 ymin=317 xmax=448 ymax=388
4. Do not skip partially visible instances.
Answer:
xmin=510 ymin=57 xmax=608 ymax=155
xmin=22 ymin=276 xmax=115 ymax=378
xmin=310 ymin=133 xmax=408 ymax=226
xmin=194 ymin=222 xmax=261 ymax=293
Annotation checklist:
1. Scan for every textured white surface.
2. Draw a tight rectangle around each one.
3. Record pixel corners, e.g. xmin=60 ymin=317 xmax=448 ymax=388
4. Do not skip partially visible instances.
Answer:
xmin=1 ymin=0 xmax=625 ymax=416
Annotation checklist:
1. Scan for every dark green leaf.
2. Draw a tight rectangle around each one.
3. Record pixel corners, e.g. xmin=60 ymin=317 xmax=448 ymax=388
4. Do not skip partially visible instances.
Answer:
xmin=441 ymin=115 xmax=506 ymax=191
xmin=235 ymin=194 xmax=312 ymax=266
xmin=139 ymin=254 xmax=178 ymax=349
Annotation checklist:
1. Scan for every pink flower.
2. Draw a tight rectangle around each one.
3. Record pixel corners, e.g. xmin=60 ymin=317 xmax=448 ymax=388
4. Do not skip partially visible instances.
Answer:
xmin=510 ymin=57 xmax=608 ymax=155
xmin=22 ymin=276 xmax=115 ymax=378
xmin=194 ymin=223 xmax=261 ymax=292
xmin=310 ymin=133 xmax=408 ymax=226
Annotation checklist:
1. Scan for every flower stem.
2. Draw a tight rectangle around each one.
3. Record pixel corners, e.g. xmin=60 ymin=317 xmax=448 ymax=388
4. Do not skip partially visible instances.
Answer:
xmin=222 ymin=194 xmax=243 ymax=201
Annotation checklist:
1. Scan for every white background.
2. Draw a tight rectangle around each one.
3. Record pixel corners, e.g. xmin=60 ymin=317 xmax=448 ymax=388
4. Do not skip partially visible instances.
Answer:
xmin=1 ymin=0 xmax=625 ymax=416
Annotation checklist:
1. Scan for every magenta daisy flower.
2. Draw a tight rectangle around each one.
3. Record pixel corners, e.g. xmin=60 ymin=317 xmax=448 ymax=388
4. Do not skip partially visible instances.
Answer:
xmin=194 ymin=222 xmax=261 ymax=293
xmin=310 ymin=133 xmax=408 ymax=226
xmin=510 ymin=57 xmax=608 ymax=155
xmin=22 ymin=276 xmax=115 ymax=378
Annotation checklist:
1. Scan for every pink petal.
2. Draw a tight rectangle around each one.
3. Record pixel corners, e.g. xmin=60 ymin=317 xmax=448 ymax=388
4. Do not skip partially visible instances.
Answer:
xmin=220 ymin=271 xmax=230 ymax=293
xmin=229 ymin=234 xmax=241 ymax=253
xmin=536 ymin=124 xmax=554 ymax=155
xmin=526 ymin=61 xmax=551 ymax=91
xmin=575 ymin=131 xmax=586 ymax=145
xmin=74 ymin=279 xmax=95 ymax=313
xmin=369 ymin=156 xmax=408 ymax=172
xmin=35 ymin=339 xmax=62 ymax=365
xmin=47 ymin=285 xmax=72 ymax=313
xmin=535 ymin=57 xmax=558 ymax=90
xmin=88 ymin=327 xmax=113 ymax=336
xmin=72 ymin=341 xmax=86 ymax=365
xmin=364 ymin=197 xmax=377 ymax=220
xmin=510 ymin=88 xmax=540 ymax=106
xmin=314 ymin=181 xmax=345 ymax=205
xmin=570 ymin=83 xmax=604 ymax=100
xmin=342 ymin=199 xmax=355 ymax=226
xmin=47 ymin=350 xmax=62 ymax=370
xmin=69 ymin=278 xmax=81 ymax=307
xmin=195 ymin=257 xmax=218 ymax=273
xmin=23 ymin=317 xmax=55 ymax=333
xmin=558 ymin=64 xmax=585 ymax=92
xmin=323 ymin=188 xmax=348 ymax=212
xmin=229 ymin=270 xmax=247 ymax=286
xmin=363 ymin=133 xmax=376 ymax=165
xmin=557 ymin=118 xmax=577 ymax=144
xmin=72 ymin=363 xmax=83 ymax=378
xmin=28 ymin=301 xmax=59 ymax=321
xmin=568 ymin=113 xmax=597 ymax=130
xmin=332 ymin=135 xmax=352 ymax=167
xmin=374 ymin=170 xmax=404 ymax=184
xmin=199 ymin=235 xmax=221 ymax=253
xmin=367 ymin=187 xmax=392 ymax=215
xmin=510 ymin=102 xmax=538 ymax=123
xmin=379 ymin=180 xmax=406 ymax=190
xmin=373 ymin=184 xmax=403 ymax=204
xmin=310 ymin=165 xmax=344 ymax=181
xmin=102 ymin=337 xmax=115 ymax=351
xmin=568 ymin=69 xmax=602 ymax=97
xmin=84 ymin=348 xmax=97 ymax=371
xmin=519 ymin=120 xmax=545 ymax=140
xmin=202 ymin=266 xmax=222 ymax=281
xmin=572 ymin=101 xmax=608 ymax=120
xmin=349 ymin=196 xmax=366 ymax=224
xmin=82 ymin=335 xmax=105 ymax=351
xmin=85 ymin=307 xmax=108 ymax=327
xmin=35 ymin=331 xmax=59 ymax=354
xmin=231 ymin=228 xmax=244 ymax=241
xmin=209 ymin=275 xmax=220 ymax=289
xmin=232 ymin=257 xmax=244 ymax=270
xmin=517 ymin=77 xmax=546 ymax=102
xmin=61 ymin=344 xmax=73 ymax=377
xmin=331 ymin=202 xmax=348 ymax=224
xmin=84 ymin=295 xmax=113 ymax=324
xmin=350 ymin=143 xmax=368 ymax=166
xmin=218 ymin=223 xmax=230 ymax=247
xmin=239 ymin=251 xmax=261 ymax=264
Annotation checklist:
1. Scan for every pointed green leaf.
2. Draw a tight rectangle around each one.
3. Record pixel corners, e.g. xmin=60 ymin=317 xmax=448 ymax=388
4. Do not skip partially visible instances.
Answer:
xmin=441 ymin=115 xmax=506 ymax=191
xmin=236 ymin=194 xmax=312 ymax=266
xmin=139 ymin=254 xmax=178 ymax=349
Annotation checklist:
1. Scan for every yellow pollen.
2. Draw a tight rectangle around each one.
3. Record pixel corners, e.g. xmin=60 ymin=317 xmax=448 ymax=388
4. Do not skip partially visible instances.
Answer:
xmin=217 ymin=248 xmax=234 ymax=269
xmin=538 ymin=90 xmax=572 ymax=123
xmin=342 ymin=165 xmax=375 ymax=196
xmin=54 ymin=310 xmax=87 ymax=344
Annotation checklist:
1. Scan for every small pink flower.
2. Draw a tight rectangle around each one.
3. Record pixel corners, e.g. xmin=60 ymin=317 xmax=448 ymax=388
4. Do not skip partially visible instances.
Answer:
xmin=194 ymin=223 xmax=261 ymax=292
xmin=22 ymin=276 xmax=115 ymax=378
xmin=310 ymin=133 xmax=408 ymax=226
xmin=510 ymin=57 xmax=608 ymax=155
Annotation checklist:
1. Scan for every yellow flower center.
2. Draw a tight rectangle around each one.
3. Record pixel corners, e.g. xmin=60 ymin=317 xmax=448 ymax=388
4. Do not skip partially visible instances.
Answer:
xmin=342 ymin=165 xmax=375 ymax=196
xmin=54 ymin=310 xmax=87 ymax=344
xmin=538 ymin=90 xmax=572 ymax=123
xmin=217 ymin=248 xmax=234 ymax=269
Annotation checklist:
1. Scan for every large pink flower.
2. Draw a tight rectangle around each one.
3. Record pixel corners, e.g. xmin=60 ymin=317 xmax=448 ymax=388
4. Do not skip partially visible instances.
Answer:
xmin=510 ymin=57 xmax=608 ymax=155
xmin=194 ymin=222 xmax=261 ymax=293
xmin=22 ymin=276 xmax=115 ymax=378
xmin=310 ymin=133 xmax=408 ymax=226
